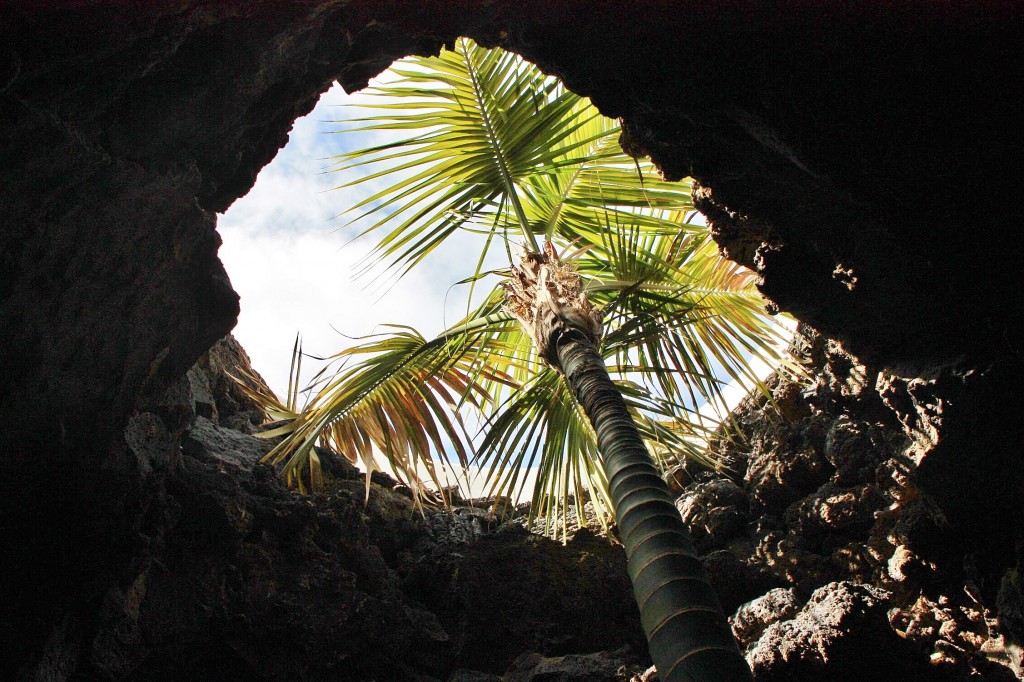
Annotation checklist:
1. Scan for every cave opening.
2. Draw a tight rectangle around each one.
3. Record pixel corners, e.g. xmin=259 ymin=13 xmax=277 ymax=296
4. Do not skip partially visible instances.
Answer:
xmin=214 ymin=37 xmax=791 ymax=511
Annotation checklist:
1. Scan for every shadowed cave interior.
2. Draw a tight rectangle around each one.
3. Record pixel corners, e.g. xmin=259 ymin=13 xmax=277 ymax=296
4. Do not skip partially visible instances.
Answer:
xmin=1 ymin=2 xmax=1022 ymax=680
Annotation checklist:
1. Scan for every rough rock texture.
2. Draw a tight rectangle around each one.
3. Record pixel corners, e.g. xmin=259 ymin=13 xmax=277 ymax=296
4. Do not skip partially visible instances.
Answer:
xmin=500 ymin=648 xmax=646 ymax=682
xmin=2 ymin=3 xmax=1024 ymax=681
xmin=676 ymin=477 xmax=749 ymax=552
xmin=675 ymin=325 xmax=1024 ymax=679
xmin=746 ymin=582 xmax=929 ymax=682
xmin=7 ymin=340 xmax=646 ymax=680
xmin=449 ymin=647 xmax=651 ymax=682
xmin=731 ymin=588 xmax=801 ymax=650
xmin=404 ymin=524 xmax=645 ymax=674
xmin=185 ymin=335 xmax=273 ymax=433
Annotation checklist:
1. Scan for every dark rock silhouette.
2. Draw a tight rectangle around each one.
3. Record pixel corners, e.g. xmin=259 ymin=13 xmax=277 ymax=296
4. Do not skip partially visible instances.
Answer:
xmin=2 ymin=2 xmax=1023 ymax=679
xmin=5 ymin=335 xmax=645 ymax=680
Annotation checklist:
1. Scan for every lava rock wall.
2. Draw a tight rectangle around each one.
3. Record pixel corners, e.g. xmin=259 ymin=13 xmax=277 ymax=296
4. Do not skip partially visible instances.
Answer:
xmin=2 ymin=2 xmax=1023 ymax=679
xmin=671 ymin=325 xmax=1023 ymax=678
xmin=4 ymin=1 xmax=1021 ymax=460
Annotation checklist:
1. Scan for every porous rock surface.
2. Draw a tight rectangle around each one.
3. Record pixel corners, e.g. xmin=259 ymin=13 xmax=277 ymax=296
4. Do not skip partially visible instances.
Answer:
xmin=745 ymin=582 xmax=928 ymax=682
xmin=675 ymin=325 xmax=1024 ymax=680
xmin=2 ymin=3 xmax=1023 ymax=681
xmin=8 ymin=337 xmax=646 ymax=680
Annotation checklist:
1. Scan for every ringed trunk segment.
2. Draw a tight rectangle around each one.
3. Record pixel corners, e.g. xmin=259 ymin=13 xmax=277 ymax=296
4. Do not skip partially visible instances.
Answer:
xmin=556 ymin=334 xmax=752 ymax=682
xmin=505 ymin=244 xmax=750 ymax=680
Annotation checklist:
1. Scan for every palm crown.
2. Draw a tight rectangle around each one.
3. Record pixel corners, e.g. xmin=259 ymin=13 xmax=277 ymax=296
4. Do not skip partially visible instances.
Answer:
xmin=245 ymin=38 xmax=786 ymax=537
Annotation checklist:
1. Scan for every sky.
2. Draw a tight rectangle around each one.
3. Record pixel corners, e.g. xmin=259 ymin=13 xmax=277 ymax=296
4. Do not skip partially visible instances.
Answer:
xmin=217 ymin=78 xmax=516 ymax=496
xmin=218 ymin=81 xmax=479 ymax=400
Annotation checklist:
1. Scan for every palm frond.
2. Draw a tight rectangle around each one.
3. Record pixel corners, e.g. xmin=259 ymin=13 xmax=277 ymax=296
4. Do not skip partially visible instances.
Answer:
xmin=473 ymin=346 xmax=736 ymax=538
xmin=579 ymin=219 xmax=787 ymax=418
xmin=516 ymin=121 xmax=697 ymax=245
xmin=474 ymin=369 xmax=609 ymax=540
xmin=327 ymin=38 xmax=602 ymax=278
xmin=259 ymin=314 xmax=519 ymax=503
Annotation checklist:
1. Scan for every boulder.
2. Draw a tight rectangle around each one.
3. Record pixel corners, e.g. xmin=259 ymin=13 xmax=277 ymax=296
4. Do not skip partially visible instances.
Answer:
xmin=746 ymin=582 xmax=930 ymax=681
xmin=731 ymin=588 xmax=802 ymax=650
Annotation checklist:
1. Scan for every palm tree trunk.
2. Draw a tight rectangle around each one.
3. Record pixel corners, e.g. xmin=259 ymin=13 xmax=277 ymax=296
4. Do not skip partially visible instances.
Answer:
xmin=556 ymin=331 xmax=753 ymax=682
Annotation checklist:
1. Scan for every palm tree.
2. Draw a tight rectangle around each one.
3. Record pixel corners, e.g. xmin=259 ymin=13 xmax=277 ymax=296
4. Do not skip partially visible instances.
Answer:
xmin=246 ymin=39 xmax=783 ymax=680
xmin=505 ymin=243 xmax=753 ymax=681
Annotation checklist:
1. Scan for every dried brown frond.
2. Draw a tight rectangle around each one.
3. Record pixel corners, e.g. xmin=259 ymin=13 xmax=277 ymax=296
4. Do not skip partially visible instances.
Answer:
xmin=503 ymin=242 xmax=602 ymax=367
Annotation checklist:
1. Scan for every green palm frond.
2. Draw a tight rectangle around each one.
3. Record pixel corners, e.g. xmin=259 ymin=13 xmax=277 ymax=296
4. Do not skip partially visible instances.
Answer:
xmin=578 ymin=218 xmax=785 ymax=415
xmin=475 ymin=369 xmax=603 ymax=539
xmin=515 ymin=117 xmax=696 ymax=244
xmin=228 ymin=334 xmax=303 ymax=423
xmin=258 ymin=314 xmax=519 ymax=502
xmin=473 ymin=347 xmax=728 ymax=540
xmin=328 ymin=38 xmax=604 ymax=277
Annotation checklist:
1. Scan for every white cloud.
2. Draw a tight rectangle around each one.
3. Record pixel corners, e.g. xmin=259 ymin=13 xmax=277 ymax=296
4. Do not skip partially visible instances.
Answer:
xmin=217 ymin=78 xmax=510 ymax=399
xmin=217 ymin=82 xmax=459 ymax=398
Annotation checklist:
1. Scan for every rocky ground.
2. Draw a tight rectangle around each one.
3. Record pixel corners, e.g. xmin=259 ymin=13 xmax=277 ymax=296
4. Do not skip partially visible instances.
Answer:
xmin=21 ymin=336 xmax=646 ymax=681
xmin=667 ymin=325 xmax=1023 ymax=681
xmin=22 ymin=330 xmax=1013 ymax=681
